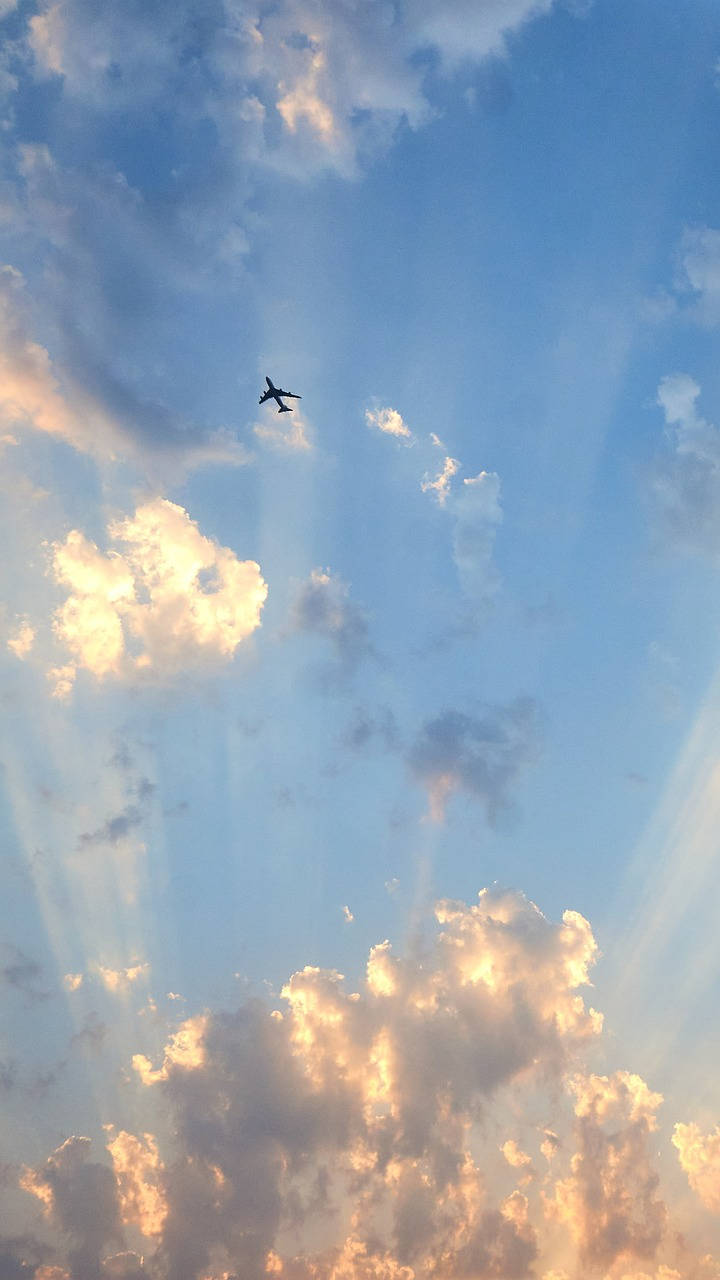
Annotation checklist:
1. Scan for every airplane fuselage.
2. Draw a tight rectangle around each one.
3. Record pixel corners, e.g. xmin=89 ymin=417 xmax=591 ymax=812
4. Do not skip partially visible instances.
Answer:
xmin=259 ymin=376 xmax=301 ymax=414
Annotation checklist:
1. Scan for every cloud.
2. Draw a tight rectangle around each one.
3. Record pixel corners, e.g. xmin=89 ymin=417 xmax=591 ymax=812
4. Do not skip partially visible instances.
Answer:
xmin=419 ymin=445 xmax=503 ymax=604
xmin=451 ymin=471 xmax=503 ymax=603
xmin=97 ymin=963 xmax=149 ymax=994
xmin=342 ymin=706 xmax=399 ymax=753
xmin=676 ymin=226 xmax=720 ymax=324
xmin=120 ymin=887 xmax=601 ymax=1279
xmin=550 ymin=1072 xmax=666 ymax=1271
xmin=407 ymin=699 xmax=540 ymax=822
xmin=105 ymin=1129 xmax=167 ymax=1239
xmin=651 ymin=375 xmax=720 ymax=558
xmin=672 ymin=1122 xmax=720 ymax=1214
xmin=254 ymin=412 xmax=313 ymax=452
xmin=0 ymin=262 xmax=245 ymax=475
xmin=291 ymin=568 xmax=371 ymax=675
xmin=50 ymin=498 xmax=267 ymax=692
xmin=11 ymin=887 xmax=720 ymax=1278
xmin=365 ymin=407 xmax=413 ymax=443
xmin=20 ymin=1136 xmax=122 ymax=1280
xmin=6 ymin=616 xmax=35 ymax=659
xmin=421 ymin=454 xmax=460 ymax=505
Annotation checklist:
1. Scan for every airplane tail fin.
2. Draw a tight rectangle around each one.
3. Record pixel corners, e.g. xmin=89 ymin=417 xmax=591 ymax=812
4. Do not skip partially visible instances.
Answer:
xmin=278 ymin=404 xmax=292 ymax=413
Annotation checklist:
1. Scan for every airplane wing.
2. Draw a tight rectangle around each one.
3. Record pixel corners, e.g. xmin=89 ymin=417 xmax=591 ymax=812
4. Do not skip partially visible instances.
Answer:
xmin=277 ymin=390 xmax=301 ymax=399
xmin=259 ymin=389 xmax=273 ymax=403
xmin=278 ymin=404 xmax=293 ymax=413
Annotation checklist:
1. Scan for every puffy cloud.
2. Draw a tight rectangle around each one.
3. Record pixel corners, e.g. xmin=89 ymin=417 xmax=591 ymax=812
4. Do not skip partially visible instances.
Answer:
xmin=62 ymin=973 xmax=83 ymax=992
xmin=97 ymin=963 xmax=149 ymax=994
xmin=291 ymin=568 xmax=371 ymax=675
xmin=651 ymin=375 xmax=720 ymax=557
xmin=550 ymin=1072 xmax=666 ymax=1271
xmin=50 ymin=498 xmax=267 ymax=692
xmin=421 ymin=454 xmax=460 ymax=506
xmin=672 ymin=1122 xmax=720 ymax=1214
xmin=407 ymin=699 xmax=540 ymax=822
xmin=365 ymin=407 xmax=413 ymax=442
xmin=20 ymin=1136 xmax=122 ymax=1278
xmin=13 ymin=889 xmax=720 ymax=1279
xmin=105 ymin=1129 xmax=167 ymax=1239
xmin=6 ymin=617 xmax=35 ymax=659
xmin=113 ymin=888 xmax=600 ymax=1279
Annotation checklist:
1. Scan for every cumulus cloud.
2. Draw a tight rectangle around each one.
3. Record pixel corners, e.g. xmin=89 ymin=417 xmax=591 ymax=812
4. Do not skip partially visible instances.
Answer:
xmin=96 ymin=963 xmax=149 ymax=994
xmin=105 ymin=1129 xmax=167 ymax=1240
xmin=20 ymin=1136 xmax=122 ymax=1279
xmin=121 ymin=887 xmax=600 ymax=1279
xmin=651 ymin=375 xmax=720 ymax=557
xmin=421 ymin=454 xmax=460 ymax=505
xmin=6 ymin=616 xmax=35 ymax=659
xmin=50 ymin=498 xmax=267 ymax=692
xmin=672 ymin=1122 xmax=720 ymax=1213
xmin=365 ymin=407 xmax=413 ymax=442
xmin=550 ymin=1072 xmax=666 ymax=1271
xmin=408 ymin=698 xmax=540 ymax=822
xmin=11 ymin=887 xmax=720 ymax=1278
xmin=291 ymin=568 xmax=371 ymax=675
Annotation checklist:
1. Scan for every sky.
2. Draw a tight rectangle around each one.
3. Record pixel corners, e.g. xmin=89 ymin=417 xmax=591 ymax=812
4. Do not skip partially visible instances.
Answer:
xmin=3 ymin=0 xmax=720 ymax=1276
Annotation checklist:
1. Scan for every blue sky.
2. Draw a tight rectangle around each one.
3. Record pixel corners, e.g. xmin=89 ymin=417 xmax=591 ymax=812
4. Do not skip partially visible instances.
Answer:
xmin=3 ymin=1 xmax=720 ymax=1277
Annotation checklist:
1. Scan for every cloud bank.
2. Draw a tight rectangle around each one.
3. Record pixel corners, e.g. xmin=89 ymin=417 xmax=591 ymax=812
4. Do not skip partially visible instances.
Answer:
xmin=13 ymin=886 xmax=720 ymax=1279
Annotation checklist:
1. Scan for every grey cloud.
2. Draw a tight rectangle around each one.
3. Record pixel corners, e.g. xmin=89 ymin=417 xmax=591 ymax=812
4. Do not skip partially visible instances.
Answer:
xmin=23 ymin=1136 xmax=123 ymax=1280
xmin=1 ymin=948 xmax=50 ymax=1001
xmin=291 ymin=569 xmax=372 ymax=677
xmin=408 ymin=698 xmax=541 ymax=823
xmin=119 ymin=888 xmax=600 ymax=1279
xmin=450 ymin=470 xmax=503 ymax=607
xmin=342 ymin=706 xmax=399 ymax=753
xmin=651 ymin=374 xmax=720 ymax=558
xmin=78 ymin=804 xmax=143 ymax=850
xmin=676 ymin=225 xmax=720 ymax=324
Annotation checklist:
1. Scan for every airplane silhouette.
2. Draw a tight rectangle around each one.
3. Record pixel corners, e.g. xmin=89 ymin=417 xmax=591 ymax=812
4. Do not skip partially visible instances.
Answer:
xmin=258 ymin=376 xmax=302 ymax=414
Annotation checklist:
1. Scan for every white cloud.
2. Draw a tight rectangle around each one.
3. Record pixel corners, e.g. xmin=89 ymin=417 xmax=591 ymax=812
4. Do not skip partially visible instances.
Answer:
xmin=672 ymin=1122 xmax=720 ymax=1214
xmin=51 ymin=498 xmax=268 ymax=690
xmin=254 ymin=411 xmax=313 ymax=452
xmin=366 ymin=407 xmax=413 ymax=442
xmin=6 ymin=615 xmax=35 ymax=658
xmin=97 ymin=962 xmax=149 ymax=993
xmin=421 ymin=453 xmax=460 ymax=505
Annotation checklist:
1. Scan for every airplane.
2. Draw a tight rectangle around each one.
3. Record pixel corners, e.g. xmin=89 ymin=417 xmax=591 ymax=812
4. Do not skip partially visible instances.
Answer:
xmin=258 ymin=376 xmax=302 ymax=414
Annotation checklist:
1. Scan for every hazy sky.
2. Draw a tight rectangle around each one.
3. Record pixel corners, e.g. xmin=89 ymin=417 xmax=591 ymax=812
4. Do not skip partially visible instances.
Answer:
xmin=3 ymin=1 xmax=720 ymax=1277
